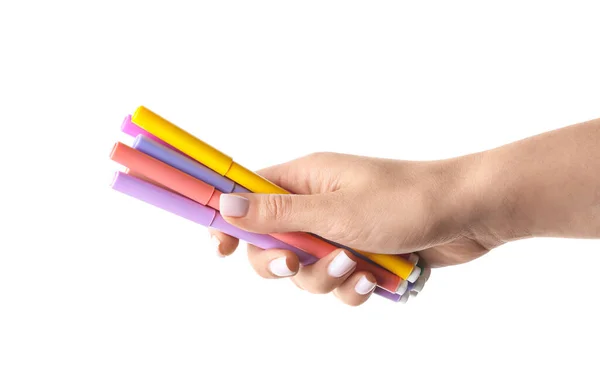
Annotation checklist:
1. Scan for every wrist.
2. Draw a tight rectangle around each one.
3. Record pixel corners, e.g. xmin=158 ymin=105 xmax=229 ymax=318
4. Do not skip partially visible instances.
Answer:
xmin=461 ymin=149 xmax=534 ymax=245
xmin=411 ymin=155 xmax=501 ymax=248
xmin=425 ymin=150 xmax=529 ymax=251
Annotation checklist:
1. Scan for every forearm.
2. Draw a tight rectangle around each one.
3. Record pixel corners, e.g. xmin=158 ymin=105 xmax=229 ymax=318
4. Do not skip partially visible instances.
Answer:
xmin=472 ymin=118 xmax=600 ymax=242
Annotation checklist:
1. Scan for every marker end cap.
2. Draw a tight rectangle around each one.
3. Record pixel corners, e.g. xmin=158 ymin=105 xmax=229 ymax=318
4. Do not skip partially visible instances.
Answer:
xmin=407 ymin=265 xmax=422 ymax=283
xmin=396 ymin=280 xmax=409 ymax=295
xmin=399 ymin=291 xmax=410 ymax=304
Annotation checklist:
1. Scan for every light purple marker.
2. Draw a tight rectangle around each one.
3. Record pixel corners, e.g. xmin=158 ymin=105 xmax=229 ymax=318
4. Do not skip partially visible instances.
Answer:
xmin=111 ymin=172 xmax=319 ymax=265
xmin=111 ymin=172 xmax=397 ymax=302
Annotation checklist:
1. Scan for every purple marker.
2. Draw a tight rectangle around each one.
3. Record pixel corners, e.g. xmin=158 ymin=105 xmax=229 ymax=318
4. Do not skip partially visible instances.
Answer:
xmin=133 ymin=135 xmax=247 ymax=194
xmin=111 ymin=172 xmax=398 ymax=302
xmin=111 ymin=172 xmax=318 ymax=265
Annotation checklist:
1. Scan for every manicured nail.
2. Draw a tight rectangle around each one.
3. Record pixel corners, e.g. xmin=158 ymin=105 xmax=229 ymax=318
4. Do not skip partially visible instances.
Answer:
xmin=268 ymin=257 xmax=295 ymax=277
xmin=211 ymin=234 xmax=223 ymax=257
xmin=219 ymin=195 xmax=249 ymax=217
xmin=327 ymin=250 xmax=357 ymax=278
xmin=354 ymin=275 xmax=376 ymax=295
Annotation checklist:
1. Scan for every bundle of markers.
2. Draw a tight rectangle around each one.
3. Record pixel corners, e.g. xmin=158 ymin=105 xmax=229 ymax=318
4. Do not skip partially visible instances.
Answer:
xmin=110 ymin=106 xmax=431 ymax=303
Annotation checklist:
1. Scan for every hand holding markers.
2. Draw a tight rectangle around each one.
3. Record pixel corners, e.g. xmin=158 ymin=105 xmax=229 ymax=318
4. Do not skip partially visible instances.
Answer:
xmin=112 ymin=107 xmax=424 ymax=304
xmin=111 ymin=107 xmax=600 ymax=306
xmin=211 ymin=153 xmax=485 ymax=305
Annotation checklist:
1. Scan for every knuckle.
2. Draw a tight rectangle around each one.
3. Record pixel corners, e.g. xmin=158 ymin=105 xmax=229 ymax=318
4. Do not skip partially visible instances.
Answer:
xmin=322 ymin=208 xmax=364 ymax=244
xmin=305 ymin=151 xmax=337 ymax=163
xmin=262 ymin=194 xmax=292 ymax=221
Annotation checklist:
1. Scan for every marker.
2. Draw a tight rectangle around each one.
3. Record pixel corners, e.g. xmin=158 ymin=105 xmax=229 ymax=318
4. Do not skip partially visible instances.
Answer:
xmin=111 ymin=142 xmax=221 ymax=208
xmin=110 ymin=142 xmax=408 ymax=295
xmin=111 ymin=172 xmax=320 ymax=263
xmin=111 ymin=172 xmax=400 ymax=302
xmin=128 ymin=107 xmax=421 ymax=282
xmin=131 ymin=130 xmax=247 ymax=194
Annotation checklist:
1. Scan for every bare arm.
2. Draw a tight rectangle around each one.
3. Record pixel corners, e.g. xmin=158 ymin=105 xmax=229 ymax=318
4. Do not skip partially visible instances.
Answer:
xmin=473 ymin=118 xmax=600 ymax=242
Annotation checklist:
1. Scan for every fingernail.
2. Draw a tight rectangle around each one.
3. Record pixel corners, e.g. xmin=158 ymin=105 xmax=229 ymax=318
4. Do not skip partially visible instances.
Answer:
xmin=219 ymin=195 xmax=250 ymax=217
xmin=211 ymin=234 xmax=223 ymax=257
xmin=268 ymin=257 xmax=295 ymax=277
xmin=327 ymin=250 xmax=357 ymax=278
xmin=354 ymin=275 xmax=376 ymax=295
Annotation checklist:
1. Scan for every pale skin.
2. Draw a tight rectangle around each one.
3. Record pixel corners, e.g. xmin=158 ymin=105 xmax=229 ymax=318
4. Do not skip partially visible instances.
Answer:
xmin=210 ymin=118 xmax=600 ymax=306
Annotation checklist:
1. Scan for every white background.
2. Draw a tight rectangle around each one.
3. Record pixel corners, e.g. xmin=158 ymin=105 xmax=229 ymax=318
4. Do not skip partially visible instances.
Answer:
xmin=1 ymin=1 xmax=599 ymax=385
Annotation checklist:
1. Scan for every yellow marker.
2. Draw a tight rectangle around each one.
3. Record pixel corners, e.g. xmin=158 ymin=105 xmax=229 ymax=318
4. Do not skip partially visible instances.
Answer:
xmin=131 ymin=106 xmax=420 ymax=282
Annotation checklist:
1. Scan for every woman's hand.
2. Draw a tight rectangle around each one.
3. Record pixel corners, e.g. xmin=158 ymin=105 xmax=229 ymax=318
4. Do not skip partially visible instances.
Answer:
xmin=209 ymin=152 xmax=499 ymax=305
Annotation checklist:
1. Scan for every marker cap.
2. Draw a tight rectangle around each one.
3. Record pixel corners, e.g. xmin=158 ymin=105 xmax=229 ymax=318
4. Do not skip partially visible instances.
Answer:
xmin=110 ymin=142 xmax=217 ymax=206
xmin=396 ymin=280 xmax=409 ymax=295
xmin=412 ymin=275 xmax=426 ymax=292
xmin=111 ymin=171 xmax=216 ymax=227
xmin=398 ymin=290 xmax=411 ymax=304
xmin=406 ymin=265 xmax=422 ymax=283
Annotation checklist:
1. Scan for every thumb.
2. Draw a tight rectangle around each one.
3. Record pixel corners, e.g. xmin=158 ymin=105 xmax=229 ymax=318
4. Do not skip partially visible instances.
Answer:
xmin=218 ymin=192 xmax=342 ymax=234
